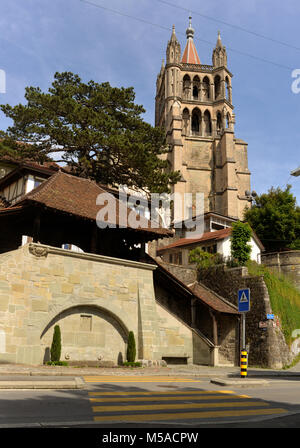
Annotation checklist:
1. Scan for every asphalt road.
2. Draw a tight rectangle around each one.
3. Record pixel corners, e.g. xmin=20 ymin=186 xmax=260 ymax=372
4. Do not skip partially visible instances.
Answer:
xmin=0 ymin=375 xmax=299 ymax=430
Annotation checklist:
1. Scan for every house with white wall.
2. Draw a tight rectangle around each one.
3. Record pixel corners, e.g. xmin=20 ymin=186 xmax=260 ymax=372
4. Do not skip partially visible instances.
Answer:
xmin=157 ymin=227 xmax=264 ymax=266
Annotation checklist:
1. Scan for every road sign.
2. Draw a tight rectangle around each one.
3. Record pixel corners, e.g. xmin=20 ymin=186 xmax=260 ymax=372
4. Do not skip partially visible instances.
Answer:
xmin=267 ymin=314 xmax=274 ymax=320
xmin=238 ymin=288 xmax=250 ymax=312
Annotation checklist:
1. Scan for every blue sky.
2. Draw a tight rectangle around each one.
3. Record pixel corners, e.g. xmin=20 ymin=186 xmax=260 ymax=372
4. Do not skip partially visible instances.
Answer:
xmin=0 ymin=0 xmax=299 ymax=204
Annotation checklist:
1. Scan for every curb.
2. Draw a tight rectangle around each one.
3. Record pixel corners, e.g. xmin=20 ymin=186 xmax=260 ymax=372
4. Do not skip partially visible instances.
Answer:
xmin=0 ymin=377 xmax=86 ymax=390
xmin=210 ymin=378 xmax=270 ymax=387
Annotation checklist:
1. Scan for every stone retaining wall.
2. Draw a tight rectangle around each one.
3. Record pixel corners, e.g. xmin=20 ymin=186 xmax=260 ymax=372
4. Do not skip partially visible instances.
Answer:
xmin=261 ymin=250 xmax=300 ymax=291
xmin=0 ymin=243 xmax=213 ymax=366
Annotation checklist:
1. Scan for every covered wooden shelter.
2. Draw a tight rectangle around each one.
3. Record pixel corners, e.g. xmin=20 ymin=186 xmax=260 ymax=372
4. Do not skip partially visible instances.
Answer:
xmin=0 ymin=170 xmax=172 ymax=259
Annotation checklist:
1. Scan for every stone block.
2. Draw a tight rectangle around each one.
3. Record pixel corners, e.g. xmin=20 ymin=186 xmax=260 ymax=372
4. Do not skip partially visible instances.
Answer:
xmin=31 ymin=300 xmax=49 ymax=312
xmin=0 ymin=296 xmax=9 ymax=312
xmin=61 ymin=283 xmax=74 ymax=294
xmin=12 ymin=284 xmax=24 ymax=293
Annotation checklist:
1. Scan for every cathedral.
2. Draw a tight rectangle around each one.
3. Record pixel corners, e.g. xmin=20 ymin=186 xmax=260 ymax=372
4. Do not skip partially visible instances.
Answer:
xmin=155 ymin=18 xmax=251 ymax=222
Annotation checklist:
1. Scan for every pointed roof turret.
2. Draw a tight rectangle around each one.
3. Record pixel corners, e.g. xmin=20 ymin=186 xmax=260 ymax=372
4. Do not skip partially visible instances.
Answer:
xmin=212 ymin=30 xmax=227 ymax=67
xmin=181 ymin=17 xmax=201 ymax=64
xmin=216 ymin=30 xmax=223 ymax=48
xmin=166 ymin=24 xmax=181 ymax=64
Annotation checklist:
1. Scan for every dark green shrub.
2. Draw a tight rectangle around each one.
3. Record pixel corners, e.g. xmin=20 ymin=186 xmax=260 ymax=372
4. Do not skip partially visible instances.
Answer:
xmin=123 ymin=361 xmax=141 ymax=367
xmin=46 ymin=361 xmax=68 ymax=366
xmin=50 ymin=325 xmax=61 ymax=363
xmin=127 ymin=331 xmax=136 ymax=363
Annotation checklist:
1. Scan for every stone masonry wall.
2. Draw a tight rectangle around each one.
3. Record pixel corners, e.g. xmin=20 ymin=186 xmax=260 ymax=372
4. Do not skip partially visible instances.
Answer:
xmin=261 ymin=251 xmax=300 ymax=291
xmin=0 ymin=243 xmax=212 ymax=366
xmin=198 ymin=266 xmax=293 ymax=368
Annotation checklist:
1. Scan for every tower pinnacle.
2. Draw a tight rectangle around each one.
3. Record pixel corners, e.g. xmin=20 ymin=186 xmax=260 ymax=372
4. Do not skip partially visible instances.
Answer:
xmin=181 ymin=16 xmax=200 ymax=64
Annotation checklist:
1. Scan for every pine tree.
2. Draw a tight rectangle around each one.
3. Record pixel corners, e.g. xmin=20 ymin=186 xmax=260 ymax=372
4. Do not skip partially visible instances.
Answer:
xmin=1 ymin=72 xmax=180 ymax=194
xmin=127 ymin=331 xmax=136 ymax=363
xmin=50 ymin=325 xmax=61 ymax=363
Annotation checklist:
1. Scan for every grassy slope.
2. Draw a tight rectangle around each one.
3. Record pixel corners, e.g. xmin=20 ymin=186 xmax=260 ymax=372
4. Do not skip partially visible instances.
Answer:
xmin=247 ymin=261 xmax=300 ymax=346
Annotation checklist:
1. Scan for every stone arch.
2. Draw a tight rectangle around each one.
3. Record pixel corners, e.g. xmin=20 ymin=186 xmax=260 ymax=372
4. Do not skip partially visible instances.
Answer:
xmin=183 ymin=74 xmax=191 ymax=100
xmin=226 ymin=112 xmax=231 ymax=129
xmin=202 ymin=76 xmax=210 ymax=99
xmin=216 ymin=110 xmax=223 ymax=134
xmin=225 ymin=76 xmax=230 ymax=101
xmin=40 ymin=303 xmax=131 ymax=365
xmin=214 ymin=74 xmax=221 ymax=100
xmin=191 ymin=107 xmax=201 ymax=135
xmin=192 ymin=75 xmax=200 ymax=99
xmin=203 ymin=110 xmax=212 ymax=136
xmin=182 ymin=107 xmax=190 ymax=136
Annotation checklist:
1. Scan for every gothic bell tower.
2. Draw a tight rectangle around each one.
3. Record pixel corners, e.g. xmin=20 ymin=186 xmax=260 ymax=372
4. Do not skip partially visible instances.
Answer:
xmin=155 ymin=19 xmax=251 ymax=222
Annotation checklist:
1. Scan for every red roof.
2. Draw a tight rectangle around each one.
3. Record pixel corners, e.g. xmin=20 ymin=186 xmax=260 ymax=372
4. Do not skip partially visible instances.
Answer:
xmin=181 ymin=38 xmax=201 ymax=64
xmin=13 ymin=170 xmax=172 ymax=237
xmin=158 ymin=228 xmax=232 ymax=252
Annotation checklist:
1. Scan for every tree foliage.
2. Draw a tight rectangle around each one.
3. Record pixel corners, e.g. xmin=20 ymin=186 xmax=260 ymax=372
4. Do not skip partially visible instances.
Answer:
xmin=127 ymin=331 xmax=136 ymax=363
xmin=0 ymin=72 xmax=180 ymax=194
xmin=189 ymin=247 xmax=224 ymax=269
xmin=50 ymin=325 xmax=61 ymax=363
xmin=244 ymin=185 xmax=300 ymax=252
xmin=230 ymin=221 xmax=252 ymax=266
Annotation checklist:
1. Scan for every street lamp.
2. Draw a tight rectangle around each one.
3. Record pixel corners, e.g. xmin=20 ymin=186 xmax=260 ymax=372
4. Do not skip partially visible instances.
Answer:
xmin=291 ymin=166 xmax=300 ymax=177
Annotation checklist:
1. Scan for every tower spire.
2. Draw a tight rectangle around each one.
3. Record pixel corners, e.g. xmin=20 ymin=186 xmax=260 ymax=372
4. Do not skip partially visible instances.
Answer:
xmin=181 ymin=16 xmax=200 ymax=64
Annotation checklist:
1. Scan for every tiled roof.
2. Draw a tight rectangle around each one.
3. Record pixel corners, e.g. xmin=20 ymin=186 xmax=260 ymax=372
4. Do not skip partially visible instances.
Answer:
xmin=181 ymin=38 xmax=201 ymax=64
xmin=14 ymin=170 xmax=172 ymax=237
xmin=157 ymin=228 xmax=232 ymax=252
xmin=188 ymin=281 xmax=239 ymax=314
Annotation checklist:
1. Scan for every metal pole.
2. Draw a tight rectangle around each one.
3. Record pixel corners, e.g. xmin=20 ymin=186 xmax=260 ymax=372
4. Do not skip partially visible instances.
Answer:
xmin=240 ymin=313 xmax=248 ymax=378
xmin=242 ymin=313 xmax=246 ymax=350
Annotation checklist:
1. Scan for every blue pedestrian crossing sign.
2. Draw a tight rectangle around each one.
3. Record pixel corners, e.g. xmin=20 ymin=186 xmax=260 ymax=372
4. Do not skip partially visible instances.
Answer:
xmin=238 ymin=289 xmax=250 ymax=312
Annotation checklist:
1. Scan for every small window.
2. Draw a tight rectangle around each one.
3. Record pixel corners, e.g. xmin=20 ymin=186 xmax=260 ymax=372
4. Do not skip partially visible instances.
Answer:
xmin=80 ymin=315 xmax=92 ymax=332
xmin=34 ymin=177 xmax=44 ymax=189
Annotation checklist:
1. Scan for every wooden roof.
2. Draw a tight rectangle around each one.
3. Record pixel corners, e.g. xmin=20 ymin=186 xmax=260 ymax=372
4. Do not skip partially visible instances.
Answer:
xmin=13 ymin=170 xmax=172 ymax=238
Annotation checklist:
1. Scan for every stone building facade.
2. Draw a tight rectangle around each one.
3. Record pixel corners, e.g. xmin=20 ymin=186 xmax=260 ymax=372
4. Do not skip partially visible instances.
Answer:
xmin=155 ymin=20 xmax=251 ymax=221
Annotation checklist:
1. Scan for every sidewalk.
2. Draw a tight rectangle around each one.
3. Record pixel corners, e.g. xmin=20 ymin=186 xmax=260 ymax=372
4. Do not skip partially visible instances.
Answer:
xmin=0 ymin=361 xmax=299 ymax=389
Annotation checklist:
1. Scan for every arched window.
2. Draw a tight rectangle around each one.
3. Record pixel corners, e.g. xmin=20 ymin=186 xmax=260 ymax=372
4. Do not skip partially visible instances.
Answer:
xmin=183 ymin=74 xmax=191 ymax=100
xmin=216 ymin=111 xmax=223 ymax=134
xmin=203 ymin=110 xmax=212 ymax=136
xmin=226 ymin=112 xmax=231 ymax=129
xmin=225 ymin=76 xmax=230 ymax=101
xmin=203 ymin=76 xmax=210 ymax=99
xmin=191 ymin=108 xmax=201 ymax=135
xmin=193 ymin=76 xmax=200 ymax=100
xmin=214 ymin=75 xmax=221 ymax=100
xmin=182 ymin=108 xmax=190 ymax=136
xmin=193 ymin=85 xmax=198 ymax=99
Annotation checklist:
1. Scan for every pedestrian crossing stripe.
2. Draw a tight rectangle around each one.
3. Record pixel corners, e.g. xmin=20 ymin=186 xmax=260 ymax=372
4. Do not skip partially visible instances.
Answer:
xmin=84 ymin=376 xmax=202 ymax=383
xmin=92 ymin=408 xmax=287 ymax=422
xmin=87 ymin=389 xmax=287 ymax=423
xmin=89 ymin=394 xmax=250 ymax=403
xmin=92 ymin=401 xmax=270 ymax=413
xmin=88 ymin=390 xmax=237 ymax=396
